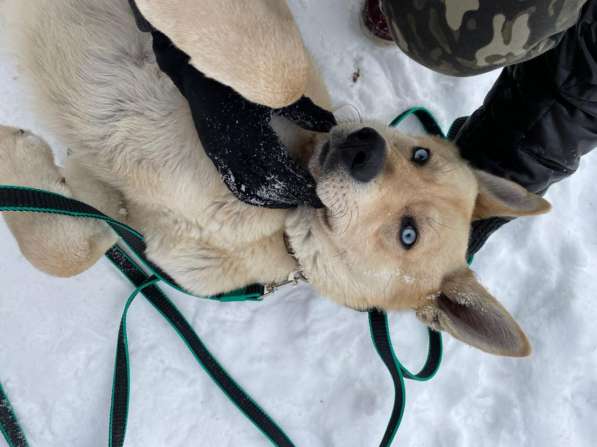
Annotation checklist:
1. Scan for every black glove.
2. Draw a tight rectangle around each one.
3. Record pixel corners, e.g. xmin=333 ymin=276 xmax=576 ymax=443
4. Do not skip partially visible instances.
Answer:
xmin=129 ymin=2 xmax=336 ymax=209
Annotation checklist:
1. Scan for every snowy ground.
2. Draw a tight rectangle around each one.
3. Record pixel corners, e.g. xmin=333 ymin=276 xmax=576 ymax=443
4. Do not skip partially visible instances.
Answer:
xmin=1 ymin=0 xmax=596 ymax=446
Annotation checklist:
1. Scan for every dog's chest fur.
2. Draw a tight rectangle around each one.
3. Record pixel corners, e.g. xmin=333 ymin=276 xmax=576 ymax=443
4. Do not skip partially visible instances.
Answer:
xmin=11 ymin=0 xmax=302 ymax=295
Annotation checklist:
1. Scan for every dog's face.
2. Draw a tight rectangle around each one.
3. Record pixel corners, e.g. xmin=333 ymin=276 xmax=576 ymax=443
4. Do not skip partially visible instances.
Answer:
xmin=298 ymin=125 xmax=476 ymax=309
xmin=286 ymin=123 xmax=551 ymax=357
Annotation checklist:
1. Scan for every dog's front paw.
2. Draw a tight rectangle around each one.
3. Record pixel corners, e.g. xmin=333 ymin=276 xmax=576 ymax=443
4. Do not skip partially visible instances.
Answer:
xmin=0 ymin=125 xmax=65 ymax=191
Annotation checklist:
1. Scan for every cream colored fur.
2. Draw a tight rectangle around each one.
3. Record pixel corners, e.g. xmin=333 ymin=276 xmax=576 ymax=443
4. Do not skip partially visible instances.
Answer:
xmin=135 ymin=0 xmax=310 ymax=108
xmin=0 ymin=126 xmax=118 ymax=277
xmin=1 ymin=0 xmax=550 ymax=356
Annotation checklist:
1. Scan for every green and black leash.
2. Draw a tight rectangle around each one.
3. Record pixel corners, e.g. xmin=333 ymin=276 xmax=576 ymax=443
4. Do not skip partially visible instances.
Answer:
xmin=0 ymin=382 xmax=26 ymax=447
xmin=0 ymin=107 xmax=445 ymax=447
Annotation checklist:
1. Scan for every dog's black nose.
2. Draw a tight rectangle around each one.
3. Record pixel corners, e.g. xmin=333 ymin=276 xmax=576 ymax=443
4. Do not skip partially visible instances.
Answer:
xmin=339 ymin=127 xmax=386 ymax=182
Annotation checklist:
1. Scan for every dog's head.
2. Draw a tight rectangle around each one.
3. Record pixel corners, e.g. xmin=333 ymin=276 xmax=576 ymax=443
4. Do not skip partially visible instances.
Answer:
xmin=286 ymin=124 xmax=550 ymax=357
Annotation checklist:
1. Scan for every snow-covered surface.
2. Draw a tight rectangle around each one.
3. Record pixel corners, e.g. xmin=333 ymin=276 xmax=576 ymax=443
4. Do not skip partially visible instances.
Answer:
xmin=1 ymin=0 xmax=596 ymax=446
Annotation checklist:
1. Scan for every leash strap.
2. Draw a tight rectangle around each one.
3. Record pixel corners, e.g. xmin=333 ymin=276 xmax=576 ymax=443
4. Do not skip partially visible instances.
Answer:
xmin=368 ymin=106 xmax=446 ymax=446
xmin=389 ymin=106 xmax=445 ymax=137
xmin=0 ymin=187 xmax=288 ymax=446
xmin=368 ymin=310 xmax=442 ymax=447
xmin=104 ymin=246 xmax=295 ymax=447
xmin=0 ymin=106 xmax=446 ymax=446
xmin=0 ymin=382 xmax=29 ymax=447
xmin=0 ymin=186 xmax=264 ymax=302
xmin=0 ymin=185 xmax=441 ymax=447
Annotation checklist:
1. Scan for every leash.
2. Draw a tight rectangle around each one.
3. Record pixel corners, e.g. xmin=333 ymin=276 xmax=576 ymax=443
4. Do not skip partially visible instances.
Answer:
xmin=104 ymin=246 xmax=297 ymax=447
xmin=0 ymin=107 xmax=445 ymax=446
xmin=0 ymin=382 xmax=27 ymax=447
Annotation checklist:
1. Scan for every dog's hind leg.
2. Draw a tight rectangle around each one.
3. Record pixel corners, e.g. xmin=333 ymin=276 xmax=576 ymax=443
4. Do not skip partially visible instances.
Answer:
xmin=0 ymin=126 xmax=118 ymax=277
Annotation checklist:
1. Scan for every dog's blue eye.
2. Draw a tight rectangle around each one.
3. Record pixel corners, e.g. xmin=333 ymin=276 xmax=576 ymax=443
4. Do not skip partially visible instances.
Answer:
xmin=400 ymin=218 xmax=418 ymax=249
xmin=412 ymin=147 xmax=431 ymax=165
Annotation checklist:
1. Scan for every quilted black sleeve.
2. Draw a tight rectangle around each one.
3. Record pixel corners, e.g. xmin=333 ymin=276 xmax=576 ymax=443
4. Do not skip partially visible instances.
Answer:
xmin=455 ymin=1 xmax=597 ymax=255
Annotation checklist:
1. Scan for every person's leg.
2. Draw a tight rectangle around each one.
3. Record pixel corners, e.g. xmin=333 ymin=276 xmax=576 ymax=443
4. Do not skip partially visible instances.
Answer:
xmin=455 ymin=0 xmax=597 ymax=254
xmin=375 ymin=0 xmax=587 ymax=76
xmin=364 ymin=0 xmax=594 ymax=255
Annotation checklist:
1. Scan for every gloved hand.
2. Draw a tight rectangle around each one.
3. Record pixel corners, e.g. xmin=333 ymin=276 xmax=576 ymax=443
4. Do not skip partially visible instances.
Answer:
xmin=129 ymin=1 xmax=336 ymax=209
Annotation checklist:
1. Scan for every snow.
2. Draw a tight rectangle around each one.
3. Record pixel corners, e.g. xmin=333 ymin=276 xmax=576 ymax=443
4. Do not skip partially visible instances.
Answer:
xmin=1 ymin=0 xmax=596 ymax=446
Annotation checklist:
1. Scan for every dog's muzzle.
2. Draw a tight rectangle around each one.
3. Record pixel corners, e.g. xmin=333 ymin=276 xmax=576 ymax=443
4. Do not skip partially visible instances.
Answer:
xmin=320 ymin=127 xmax=386 ymax=182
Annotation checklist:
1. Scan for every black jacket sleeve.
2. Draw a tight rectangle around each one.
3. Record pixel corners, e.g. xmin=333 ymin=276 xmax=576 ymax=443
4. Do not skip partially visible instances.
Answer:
xmin=456 ymin=0 xmax=597 ymax=195
xmin=455 ymin=1 xmax=597 ymax=256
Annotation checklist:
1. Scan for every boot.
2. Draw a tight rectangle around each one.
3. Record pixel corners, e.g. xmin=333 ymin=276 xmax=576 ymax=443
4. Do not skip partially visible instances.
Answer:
xmin=361 ymin=0 xmax=393 ymax=43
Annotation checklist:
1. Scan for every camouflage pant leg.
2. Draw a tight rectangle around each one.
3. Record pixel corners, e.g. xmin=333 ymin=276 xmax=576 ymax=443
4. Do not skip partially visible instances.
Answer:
xmin=381 ymin=0 xmax=588 ymax=76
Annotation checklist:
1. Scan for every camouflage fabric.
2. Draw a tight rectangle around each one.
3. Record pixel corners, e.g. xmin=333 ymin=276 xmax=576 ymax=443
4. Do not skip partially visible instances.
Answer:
xmin=382 ymin=0 xmax=588 ymax=76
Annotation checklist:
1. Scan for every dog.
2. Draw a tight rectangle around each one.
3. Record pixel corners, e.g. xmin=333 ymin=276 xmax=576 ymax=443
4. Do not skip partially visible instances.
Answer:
xmin=0 ymin=0 xmax=550 ymax=357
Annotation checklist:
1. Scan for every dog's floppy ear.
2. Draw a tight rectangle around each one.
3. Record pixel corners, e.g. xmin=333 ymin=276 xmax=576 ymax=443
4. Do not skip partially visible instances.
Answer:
xmin=416 ymin=268 xmax=531 ymax=357
xmin=473 ymin=170 xmax=551 ymax=220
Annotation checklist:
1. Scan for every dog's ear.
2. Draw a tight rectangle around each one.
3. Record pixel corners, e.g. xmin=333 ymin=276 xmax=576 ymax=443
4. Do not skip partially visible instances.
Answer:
xmin=473 ymin=170 xmax=551 ymax=220
xmin=416 ymin=268 xmax=531 ymax=357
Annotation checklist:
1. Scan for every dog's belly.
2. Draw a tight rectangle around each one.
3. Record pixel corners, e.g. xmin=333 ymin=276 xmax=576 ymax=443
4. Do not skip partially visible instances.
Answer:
xmin=12 ymin=0 xmax=210 ymax=204
xmin=9 ymin=0 xmax=294 ymax=292
xmin=13 ymin=0 xmax=287 ymax=231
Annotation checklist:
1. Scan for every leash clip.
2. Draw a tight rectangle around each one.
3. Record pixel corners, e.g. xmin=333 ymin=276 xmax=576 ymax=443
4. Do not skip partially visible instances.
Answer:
xmin=263 ymin=270 xmax=307 ymax=296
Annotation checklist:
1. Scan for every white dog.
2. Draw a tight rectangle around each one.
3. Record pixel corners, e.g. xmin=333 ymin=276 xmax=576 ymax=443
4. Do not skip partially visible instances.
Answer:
xmin=0 ymin=0 xmax=550 ymax=356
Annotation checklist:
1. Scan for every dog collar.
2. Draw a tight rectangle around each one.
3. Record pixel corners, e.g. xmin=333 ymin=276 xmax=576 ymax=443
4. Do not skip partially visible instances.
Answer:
xmin=263 ymin=233 xmax=308 ymax=296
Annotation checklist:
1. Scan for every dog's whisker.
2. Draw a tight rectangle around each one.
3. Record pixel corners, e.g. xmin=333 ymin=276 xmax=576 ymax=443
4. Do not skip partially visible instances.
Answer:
xmin=425 ymin=216 xmax=457 ymax=232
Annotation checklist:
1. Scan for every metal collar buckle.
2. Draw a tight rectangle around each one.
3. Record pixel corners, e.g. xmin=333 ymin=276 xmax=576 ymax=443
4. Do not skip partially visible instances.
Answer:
xmin=263 ymin=270 xmax=307 ymax=296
